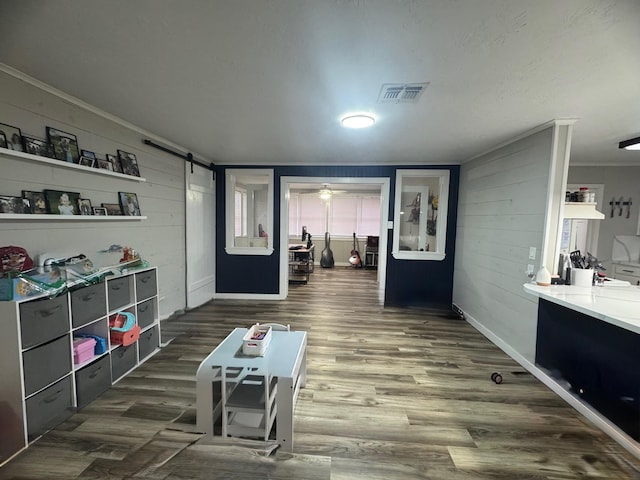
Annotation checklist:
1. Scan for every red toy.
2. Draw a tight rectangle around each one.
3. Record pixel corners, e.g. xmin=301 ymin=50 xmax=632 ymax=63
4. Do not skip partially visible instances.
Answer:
xmin=109 ymin=312 xmax=140 ymax=346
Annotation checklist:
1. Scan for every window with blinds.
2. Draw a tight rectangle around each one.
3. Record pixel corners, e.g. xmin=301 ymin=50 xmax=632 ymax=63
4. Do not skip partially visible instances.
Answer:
xmin=289 ymin=194 xmax=380 ymax=237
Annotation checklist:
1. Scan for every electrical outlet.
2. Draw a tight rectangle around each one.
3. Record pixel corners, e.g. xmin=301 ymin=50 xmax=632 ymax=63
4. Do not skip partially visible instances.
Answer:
xmin=527 ymin=264 xmax=535 ymax=279
xmin=529 ymin=247 xmax=536 ymax=260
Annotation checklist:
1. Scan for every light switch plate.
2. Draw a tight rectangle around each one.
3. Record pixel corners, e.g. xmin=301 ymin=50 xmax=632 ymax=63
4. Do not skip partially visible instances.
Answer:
xmin=529 ymin=247 xmax=536 ymax=260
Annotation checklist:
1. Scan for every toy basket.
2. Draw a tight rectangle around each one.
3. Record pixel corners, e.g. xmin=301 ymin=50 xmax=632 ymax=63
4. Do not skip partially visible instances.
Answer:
xmin=242 ymin=324 xmax=272 ymax=356
xmin=0 ymin=267 xmax=66 ymax=301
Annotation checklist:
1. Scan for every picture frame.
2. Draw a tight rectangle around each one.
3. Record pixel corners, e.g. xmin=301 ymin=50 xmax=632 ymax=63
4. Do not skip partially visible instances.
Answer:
xmin=0 ymin=195 xmax=30 ymax=214
xmin=117 ymin=150 xmax=140 ymax=177
xmin=106 ymin=153 xmax=123 ymax=173
xmin=46 ymin=127 xmax=80 ymax=163
xmin=101 ymin=203 xmax=123 ymax=216
xmin=0 ymin=122 xmax=23 ymax=152
xmin=93 ymin=207 xmax=107 ymax=216
xmin=96 ymin=158 xmax=113 ymax=171
xmin=44 ymin=189 xmax=81 ymax=215
xmin=80 ymin=149 xmax=96 ymax=160
xmin=78 ymin=156 xmax=95 ymax=168
xmin=78 ymin=198 xmax=93 ymax=215
xmin=118 ymin=192 xmax=141 ymax=216
xmin=22 ymin=136 xmax=55 ymax=158
xmin=22 ymin=190 xmax=47 ymax=214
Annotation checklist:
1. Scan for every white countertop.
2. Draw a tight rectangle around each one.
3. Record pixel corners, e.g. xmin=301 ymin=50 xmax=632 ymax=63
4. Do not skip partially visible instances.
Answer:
xmin=524 ymin=282 xmax=640 ymax=334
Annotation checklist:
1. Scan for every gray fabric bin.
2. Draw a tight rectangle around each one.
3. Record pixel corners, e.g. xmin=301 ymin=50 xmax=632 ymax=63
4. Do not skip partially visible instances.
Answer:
xmin=136 ymin=299 xmax=156 ymax=329
xmin=23 ymin=334 xmax=72 ymax=396
xmin=138 ymin=326 xmax=159 ymax=360
xmin=75 ymin=356 xmax=111 ymax=409
xmin=19 ymin=295 xmax=69 ymax=349
xmin=107 ymin=276 xmax=133 ymax=312
xmin=25 ymin=375 xmax=73 ymax=440
xmin=135 ymin=270 xmax=157 ymax=302
xmin=110 ymin=344 xmax=137 ymax=381
xmin=70 ymin=283 xmax=107 ymax=328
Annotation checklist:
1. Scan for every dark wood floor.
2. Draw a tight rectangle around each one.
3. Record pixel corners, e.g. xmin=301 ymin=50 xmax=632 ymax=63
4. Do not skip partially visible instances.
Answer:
xmin=2 ymin=267 xmax=639 ymax=479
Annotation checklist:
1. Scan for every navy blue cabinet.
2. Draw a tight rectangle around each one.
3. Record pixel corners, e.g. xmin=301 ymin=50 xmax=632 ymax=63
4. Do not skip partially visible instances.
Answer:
xmin=536 ymin=299 xmax=640 ymax=441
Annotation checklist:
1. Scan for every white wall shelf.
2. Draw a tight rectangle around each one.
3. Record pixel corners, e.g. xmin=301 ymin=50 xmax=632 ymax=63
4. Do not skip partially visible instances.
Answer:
xmin=0 ymin=147 xmax=146 ymax=182
xmin=0 ymin=214 xmax=147 ymax=221
xmin=563 ymin=202 xmax=605 ymax=220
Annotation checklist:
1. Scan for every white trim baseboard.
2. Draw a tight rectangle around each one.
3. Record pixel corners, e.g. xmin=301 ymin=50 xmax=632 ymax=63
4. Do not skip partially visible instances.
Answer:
xmin=214 ymin=293 xmax=285 ymax=301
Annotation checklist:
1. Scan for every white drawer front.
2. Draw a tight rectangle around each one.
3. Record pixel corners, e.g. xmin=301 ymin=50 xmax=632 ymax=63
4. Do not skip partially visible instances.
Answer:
xmin=615 ymin=264 xmax=640 ymax=278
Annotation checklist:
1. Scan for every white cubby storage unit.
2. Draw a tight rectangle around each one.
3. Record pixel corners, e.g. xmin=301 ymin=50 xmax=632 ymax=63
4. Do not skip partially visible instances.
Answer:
xmin=0 ymin=267 xmax=160 ymax=466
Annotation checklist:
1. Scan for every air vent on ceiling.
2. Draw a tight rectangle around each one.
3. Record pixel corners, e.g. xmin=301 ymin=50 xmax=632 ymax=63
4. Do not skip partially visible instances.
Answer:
xmin=377 ymin=82 xmax=429 ymax=104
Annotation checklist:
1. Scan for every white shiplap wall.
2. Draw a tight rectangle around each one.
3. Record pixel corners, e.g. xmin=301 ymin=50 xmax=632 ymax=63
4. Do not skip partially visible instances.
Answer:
xmin=452 ymin=126 xmax=559 ymax=362
xmin=0 ymin=69 xmax=187 ymax=319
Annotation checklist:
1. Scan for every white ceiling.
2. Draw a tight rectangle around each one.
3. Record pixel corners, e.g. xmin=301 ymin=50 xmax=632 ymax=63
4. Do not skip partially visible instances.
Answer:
xmin=1 ymin=0 xmax=639 ymax=167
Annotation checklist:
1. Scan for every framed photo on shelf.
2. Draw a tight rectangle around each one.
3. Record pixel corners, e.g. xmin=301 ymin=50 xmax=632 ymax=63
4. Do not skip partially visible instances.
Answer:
xmin=44 ymin=189 xmax=81 ymax=215
xmin=22 ymin=190 xmax=47 ymax=214
xmin=78 ymin=198 xmax=93 ymax=215
xmin=22 ymin=136 xmax=55 ymax=158
xmin=101 ymin=203 xmax=123 ymax=216
xmin=80 ymin=149 xmax=96 ymax=160
xmin=118 ymin=192 xmax=141 ymax=216
xmin=0 ymin=195 xmax=30 ymax=214
xmin=106 ymin=153 xmax=123 ymax=173
xmin=117 ymin=150 xmax=140 ymax=177
xmin=0 ymin=122 xmax=23 ymax=152
xmin=46 ymin=127 xmax=80 ymax=163
xmin=96 ymin=158 xmax=113 ymax=171
xmin=78 ymin=156 xmax=95 ymax=167
xmin=93 ymin=207 xmax=107 ymax=216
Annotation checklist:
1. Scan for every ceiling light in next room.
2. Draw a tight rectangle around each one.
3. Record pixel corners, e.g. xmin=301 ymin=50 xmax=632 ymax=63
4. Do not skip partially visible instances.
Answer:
xmin=618 ymin=136 xmax=640 ymax=150
xmin=341 ymin=114 xmax=375 ymax=129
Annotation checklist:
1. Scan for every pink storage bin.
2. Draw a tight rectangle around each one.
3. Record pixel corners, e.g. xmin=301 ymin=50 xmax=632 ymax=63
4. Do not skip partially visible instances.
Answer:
xmin=73 ymin=337 xmax=96 ymax=364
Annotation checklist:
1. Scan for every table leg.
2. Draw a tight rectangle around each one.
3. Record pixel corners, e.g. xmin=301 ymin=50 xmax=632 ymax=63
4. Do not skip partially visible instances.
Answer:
xmin=299 ymin=349 xmax=307 ymax=388
xmin=276 ymin=376 xmax=294 ymax=452
xmin=196 ymin=365 xmax=221 ymax=439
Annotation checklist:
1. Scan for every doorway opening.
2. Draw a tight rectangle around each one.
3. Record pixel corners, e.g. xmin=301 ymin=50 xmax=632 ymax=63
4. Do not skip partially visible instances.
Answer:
xmin=561 ymin=183 xmax=604 ymax=259
xmin=280 ymin=176 xmax=390 ymax=303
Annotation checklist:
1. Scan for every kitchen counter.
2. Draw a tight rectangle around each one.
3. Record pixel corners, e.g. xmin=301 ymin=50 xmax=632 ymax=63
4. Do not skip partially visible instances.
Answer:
xmin=524 ymin=282 xmax=640 ymax=334
xmin=527 ymin=281 xmax=640 ymax=447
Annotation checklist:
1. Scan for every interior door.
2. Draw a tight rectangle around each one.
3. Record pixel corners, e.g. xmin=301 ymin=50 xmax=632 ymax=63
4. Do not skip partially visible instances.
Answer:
xmin=185 ymin=163 xmax=215 ymax=309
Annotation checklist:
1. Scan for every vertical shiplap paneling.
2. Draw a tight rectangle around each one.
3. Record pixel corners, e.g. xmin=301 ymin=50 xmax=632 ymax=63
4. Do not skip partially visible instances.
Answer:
xmin=453 ymin=128 xmax=554 ymax=362
xmin=0 ymin=71 xmax=187 ymax=318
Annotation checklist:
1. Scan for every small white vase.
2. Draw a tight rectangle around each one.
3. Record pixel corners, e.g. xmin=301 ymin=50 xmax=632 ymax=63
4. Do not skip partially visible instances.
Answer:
xmin=536 ymin=266 xmax=551 ymax=286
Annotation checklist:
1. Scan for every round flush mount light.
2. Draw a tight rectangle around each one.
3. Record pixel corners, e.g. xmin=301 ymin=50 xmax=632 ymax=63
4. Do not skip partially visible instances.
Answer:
xmin=341 ymin=114 xmax=375 ymax=129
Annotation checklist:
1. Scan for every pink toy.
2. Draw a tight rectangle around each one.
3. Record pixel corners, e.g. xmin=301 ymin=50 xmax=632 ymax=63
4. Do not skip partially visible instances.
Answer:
xmin=73 ymin=337 xmax=96 ymax=364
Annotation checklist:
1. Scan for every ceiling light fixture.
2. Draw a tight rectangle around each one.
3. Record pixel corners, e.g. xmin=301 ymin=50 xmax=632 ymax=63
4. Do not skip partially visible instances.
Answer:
xmin=319 ymin=189 xmax=332 ymax=201
xmin=618 ymin=136 xmax=640 ymax=150
xmin=341 ymin=114 xmax=375 ymax=129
